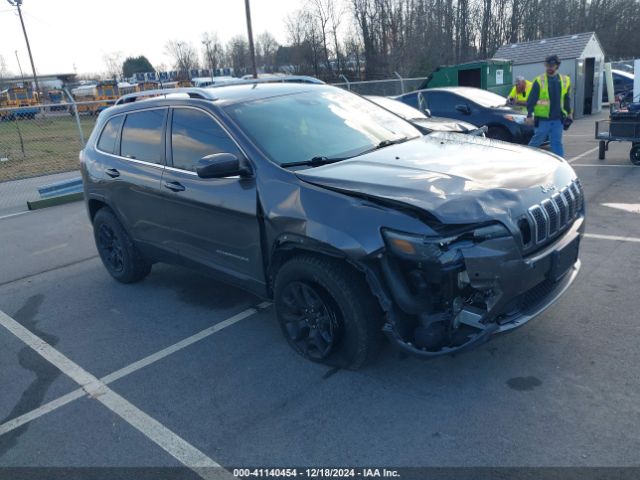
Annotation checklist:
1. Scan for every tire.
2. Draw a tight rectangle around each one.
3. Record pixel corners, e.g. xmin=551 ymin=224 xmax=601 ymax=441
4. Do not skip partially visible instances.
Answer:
xmin=274 ymin=254 xmax=383 ymax=369
xmin=631 ymin=144 xmax=640 ymax=166
xmin=93 ymin=207 xmax=151 ymax=283
xmin=599 ymin=141 xmax=606 ymax=160
xmin=486 ymin=126 xmax=512 ymax=142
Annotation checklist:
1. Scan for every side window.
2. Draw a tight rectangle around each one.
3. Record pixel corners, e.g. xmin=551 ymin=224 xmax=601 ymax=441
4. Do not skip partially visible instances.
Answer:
xmin=97 ymin=115 xmax=123 ymax=154
xmin=171 ymin=108 xmax=241 ymax=172
xmin=426 ymin=92 xmax=457 ymax=113
xmin=120 ymin=109 xmax=166 ymax=164
xmin=400 ymin=93 xmax=419 ymax=110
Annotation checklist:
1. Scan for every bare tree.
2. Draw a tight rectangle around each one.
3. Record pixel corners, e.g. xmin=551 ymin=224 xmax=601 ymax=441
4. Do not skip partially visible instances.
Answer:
xmin=202 ymin=32 xmax=223 ymax=76
xmin=0 ymin=55 xmax=11 ymax=86
xmin=226 ymin=35 xmax=250 ymax=76
xmin=282 ymin=0 xmax=640 ymax=80
xmin=256 ymin=31 xmax=279 ymax=71
xmin=103 ymin=51 xmax=123 ymax=80
xmin=165 ymin=40 xmax=199 ymax=80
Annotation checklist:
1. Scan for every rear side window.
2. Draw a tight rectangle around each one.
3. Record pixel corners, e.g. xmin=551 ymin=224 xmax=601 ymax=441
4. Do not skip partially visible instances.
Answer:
xmin=171 ymin=108 xmax=241 ymax=172
xmin=120 ymin=109 xmax=166 ymax=164
xmin=426 ymin=92 xmax=457 ymax=113
xmin=400 ymin=93 xmax=419 ymax=110
xmin=97 ymin=116 xmax=123 ymax=154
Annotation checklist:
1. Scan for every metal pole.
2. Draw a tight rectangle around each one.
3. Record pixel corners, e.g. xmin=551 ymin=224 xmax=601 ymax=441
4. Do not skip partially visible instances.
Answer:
xmin=394 ymin=71 xmax=405 ymax=94
xmin=340 ymin=74 xmax=351 ymax=91
xmin=64 ymin=88 xmax=85 ymax=147
xmin=10 ymin=1 xmax=41 ymax=95
xmin=14 ymin=50 xmax=25 ymax=83
xmin=244 ymin=0 xmax=258 ymax=79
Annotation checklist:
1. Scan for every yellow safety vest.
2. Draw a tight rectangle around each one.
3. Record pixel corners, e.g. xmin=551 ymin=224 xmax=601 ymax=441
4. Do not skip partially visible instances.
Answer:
xmin=533 ymin=73 xmax=570 ymax=119
xmin=508 ymin=80 xmax=532 ymax=105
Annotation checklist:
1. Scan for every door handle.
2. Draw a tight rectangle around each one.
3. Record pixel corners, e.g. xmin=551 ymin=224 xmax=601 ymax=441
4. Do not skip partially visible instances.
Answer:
xmin=105 ymin=168 xmax=120 ymax=178
xmin=164 ymin=181 xmax=185 ymax=192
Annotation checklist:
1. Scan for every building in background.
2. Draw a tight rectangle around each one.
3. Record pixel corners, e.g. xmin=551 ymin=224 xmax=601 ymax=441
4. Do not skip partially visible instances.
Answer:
xmin=493 ymin=32 xmax=605 ymax=118
xmin=419 ymin=59 xmax=514 ymax=97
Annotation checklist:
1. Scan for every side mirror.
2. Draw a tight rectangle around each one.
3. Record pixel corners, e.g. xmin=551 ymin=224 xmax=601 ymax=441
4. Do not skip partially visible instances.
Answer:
xmin=196 ymin=153 xmax=250 ymax=179
xmin=455 ymin=104 xmax=471 ymax=115
xmin=424 ymin=108 xmax=432 ymax=118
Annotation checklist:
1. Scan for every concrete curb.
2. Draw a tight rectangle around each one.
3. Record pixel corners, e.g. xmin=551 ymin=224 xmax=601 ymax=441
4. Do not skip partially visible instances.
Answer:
xmin=27 ymin=192 xmax=84 ymax=210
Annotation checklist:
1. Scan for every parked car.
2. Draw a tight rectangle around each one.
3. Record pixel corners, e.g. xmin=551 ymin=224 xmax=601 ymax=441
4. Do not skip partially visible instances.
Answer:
xmin=366 ymin=95 xmax=485 ymax=136
xmin=603 ymin=69 xmax=635 ymax=103
xmin=81 ymin=83 xmax=584 ymax=368
xmin=396 ymin=87 xmax=535 ymax=143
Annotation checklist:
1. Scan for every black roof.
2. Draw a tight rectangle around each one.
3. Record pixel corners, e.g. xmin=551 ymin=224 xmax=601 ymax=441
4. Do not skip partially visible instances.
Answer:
xmin=493 ymin=32 xmax=601 ymax=65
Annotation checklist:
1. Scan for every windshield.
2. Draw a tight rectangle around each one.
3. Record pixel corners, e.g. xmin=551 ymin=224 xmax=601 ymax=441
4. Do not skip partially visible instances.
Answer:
xmin=367 ymin=96 xmax=428 ymax=120
xmin=225 ymin=88 xmax=420 ymax=166
xmin=456 ymin=88 xmax=507 ymax=108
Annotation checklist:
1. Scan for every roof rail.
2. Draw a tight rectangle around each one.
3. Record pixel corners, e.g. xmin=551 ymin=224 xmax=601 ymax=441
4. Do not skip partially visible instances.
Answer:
xmin=114 ymin=87 xmax=217 ymax=105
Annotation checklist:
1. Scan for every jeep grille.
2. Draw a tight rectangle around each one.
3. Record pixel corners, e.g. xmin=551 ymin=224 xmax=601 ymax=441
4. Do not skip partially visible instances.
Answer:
xmin=525 ymin=179 xmax=583 ymax=246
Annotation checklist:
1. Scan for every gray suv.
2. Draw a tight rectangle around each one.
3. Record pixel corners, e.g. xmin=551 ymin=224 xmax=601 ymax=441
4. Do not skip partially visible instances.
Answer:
xmin=81 ymin=83 xmax=584 ymax=368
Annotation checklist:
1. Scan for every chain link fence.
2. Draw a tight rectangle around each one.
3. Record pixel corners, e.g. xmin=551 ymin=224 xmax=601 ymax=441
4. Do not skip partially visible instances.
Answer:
xmin=0 ymin=100 xmax=116 ymax=183
xmin=332 ymin=76 xmax=428 ymax=96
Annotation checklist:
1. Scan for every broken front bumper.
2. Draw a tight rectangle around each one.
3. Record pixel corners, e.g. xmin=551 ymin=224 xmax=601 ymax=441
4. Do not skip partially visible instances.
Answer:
xmin=381 ymin=216 xmax=584 ymax=358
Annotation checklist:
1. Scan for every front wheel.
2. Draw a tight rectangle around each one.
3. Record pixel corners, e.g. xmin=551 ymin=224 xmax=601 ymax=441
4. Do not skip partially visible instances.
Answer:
xmin=486 ymin=126 xmax=512 ymax=142
xmin=93 ymin=208 xmax=151 ymax=283
xmin=274 ymin=255 xmax=383 ymax=369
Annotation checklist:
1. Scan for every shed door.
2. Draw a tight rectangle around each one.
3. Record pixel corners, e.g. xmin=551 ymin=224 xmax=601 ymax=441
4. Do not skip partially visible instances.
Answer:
xmin=459 ymin=68 xmax=482 ymax=88
xmin=584 ymin=58 xmax=595 ymax=115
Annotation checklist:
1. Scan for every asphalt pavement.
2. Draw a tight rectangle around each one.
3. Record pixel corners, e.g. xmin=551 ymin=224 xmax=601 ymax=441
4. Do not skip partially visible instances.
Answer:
xmin=1 ymin=110 xmax=639 ymax=479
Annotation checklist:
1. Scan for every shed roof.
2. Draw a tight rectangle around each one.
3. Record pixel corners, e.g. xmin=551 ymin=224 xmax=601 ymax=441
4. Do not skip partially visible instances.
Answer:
xmin=493 ymin=32 xmax=601 ymax=65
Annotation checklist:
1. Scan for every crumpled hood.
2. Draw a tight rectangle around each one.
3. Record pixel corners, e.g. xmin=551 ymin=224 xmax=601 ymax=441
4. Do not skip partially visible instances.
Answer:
xmin=296 ymin=132 xmax=577 ymax=226
xmin=415 ymin=116 xmax=478 ymax=133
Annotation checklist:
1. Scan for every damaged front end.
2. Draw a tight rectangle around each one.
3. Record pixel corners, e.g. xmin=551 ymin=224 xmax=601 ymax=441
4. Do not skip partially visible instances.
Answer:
xmin=376 ymin=216 xmax=583 ymax=358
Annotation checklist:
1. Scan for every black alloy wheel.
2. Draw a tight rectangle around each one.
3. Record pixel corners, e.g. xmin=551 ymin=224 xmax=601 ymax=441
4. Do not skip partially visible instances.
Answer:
xmin=279 ymin=281 xmax=340 ymax=360
xmin=97 ymin=223 xmax=125 ymax=273
xmin=92 ymin=207 xmax=151 ymax=283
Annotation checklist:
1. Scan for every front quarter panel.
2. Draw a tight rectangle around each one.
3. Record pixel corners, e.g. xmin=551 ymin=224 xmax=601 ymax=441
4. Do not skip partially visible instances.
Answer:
xmin=259 ymin=172 xmax=429 ymax=262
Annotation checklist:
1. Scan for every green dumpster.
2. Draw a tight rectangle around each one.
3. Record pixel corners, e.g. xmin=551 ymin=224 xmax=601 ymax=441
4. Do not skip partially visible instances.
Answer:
xmin=419 ymin=59 xmax=513 ymax=97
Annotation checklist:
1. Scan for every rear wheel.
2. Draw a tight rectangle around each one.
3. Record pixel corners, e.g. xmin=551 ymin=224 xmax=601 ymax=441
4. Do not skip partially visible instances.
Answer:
xmin=93 ymin=208 xmax=151 ymax=283
xmin=486 ymin=126 xmax=512 ymax=142
xmin=631 ymin=144 xmax=640 ymax=165
xmin=599 ymin=140 xmax=606 ymax=160
xmin=274 ymin=255 xmax=383 ymax=369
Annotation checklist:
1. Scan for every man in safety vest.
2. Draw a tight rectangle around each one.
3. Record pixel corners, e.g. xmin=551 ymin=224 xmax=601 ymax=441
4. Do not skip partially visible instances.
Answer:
xmin=525 ymin=54 xmax=572 ymax=157
xmin=507 ymin=76 xmax=532 ymax=111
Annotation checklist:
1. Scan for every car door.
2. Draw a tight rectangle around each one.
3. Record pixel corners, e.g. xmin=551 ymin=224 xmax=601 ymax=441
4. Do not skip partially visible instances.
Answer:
xmin=424 ymin=91 xmax=470 ymax=121
xmin=160 ymin=106 xmax=264 ymax=289
xmin=100 ymin=107 xmax=169 ymax=249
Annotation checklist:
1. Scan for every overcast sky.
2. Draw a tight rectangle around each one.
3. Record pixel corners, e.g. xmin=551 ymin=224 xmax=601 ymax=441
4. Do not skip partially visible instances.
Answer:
xmin=0 ymin=0 xmax=304 ymax=76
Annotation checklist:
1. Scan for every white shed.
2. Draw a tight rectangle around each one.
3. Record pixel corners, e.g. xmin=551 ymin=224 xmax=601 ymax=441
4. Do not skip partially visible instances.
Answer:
xmin=493 ymin=32 xmax=606 ymax=118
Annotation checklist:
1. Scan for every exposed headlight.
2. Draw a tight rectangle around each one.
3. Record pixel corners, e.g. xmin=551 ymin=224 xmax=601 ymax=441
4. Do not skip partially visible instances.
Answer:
xmin=382 ymin=224 xmax=510 ymax=262
xmin=503 ymin=114 xmax=527 ymax=124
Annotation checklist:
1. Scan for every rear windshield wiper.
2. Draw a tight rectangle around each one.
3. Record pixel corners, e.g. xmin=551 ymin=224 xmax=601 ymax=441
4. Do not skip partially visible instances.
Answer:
xmin=281 ymin=156 xmax=348 ymax=168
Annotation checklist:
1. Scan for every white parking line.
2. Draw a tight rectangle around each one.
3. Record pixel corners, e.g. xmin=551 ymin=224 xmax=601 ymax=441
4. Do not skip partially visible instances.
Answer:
xmin=0 ymin=305 xmax=272 ymax=478
xmin=584 ymin=233 xmax=640 ymax=244
xmin=0 ymin=389 xmax=85 ymax=436
xmin=568 ymin=146 xmax=600 ymax=164
xmin=31 ymin=243 xmax=69 ymax=256
xmin=572 ymin=164 xmax=638 ymax=168
xmin=0 ymin=303 xmax=270 ymax=438
xmin=0 ymin=211 xmax=30 ymax=221
xmin=101 ymin=301 xmax=271 ymax=384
